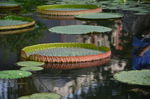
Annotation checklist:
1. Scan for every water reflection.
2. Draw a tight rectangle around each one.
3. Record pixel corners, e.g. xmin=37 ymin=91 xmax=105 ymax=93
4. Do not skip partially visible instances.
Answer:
xmin=32 ymin=59 xmax=128 ymax=99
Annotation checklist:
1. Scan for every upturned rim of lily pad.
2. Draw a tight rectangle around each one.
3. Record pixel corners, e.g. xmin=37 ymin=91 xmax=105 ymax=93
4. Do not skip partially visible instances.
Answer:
xmin=37 ymin=4 xmax=102 ymax=15
xmin=75 ymin=12 xmax=123 ymax=20
xmin=17 ymin=92 xmax=62 ymax=99
xmin=16 ymin=61 xmax=45 ymax=67
xmin=114 ymin=70 xmax=150 ymax=86
xmin=0 ymin=15 xmax=35 ymax=30
xmin=49 ymin=25 xmax=112 ymax=35
xmin=0 ymin=70 xmax=32 ymax=79
xmin=0 ymin=2 xmax=20 ymax=8
xmin=20 ymin=66 xmax=44 ymax=71
xmin=21 ymin=43 xmax=111 ymax=63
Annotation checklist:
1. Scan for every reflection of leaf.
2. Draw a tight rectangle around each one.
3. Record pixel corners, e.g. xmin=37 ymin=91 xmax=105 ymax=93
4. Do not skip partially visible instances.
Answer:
xmin=49 ymin=25 xmax=112 ymax=34
xmin=114 ymin=70 xmax=150 ymax=86
xmin=17 ymin=61 xmax=45 ymax=67
xmin=18 ymin=93 xmax=61 ymax=99
xmin=0 ymin=70 xmax=32 ymax=79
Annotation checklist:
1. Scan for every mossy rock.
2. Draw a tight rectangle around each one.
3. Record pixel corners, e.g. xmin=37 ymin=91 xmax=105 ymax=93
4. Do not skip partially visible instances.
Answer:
xmin=0 ymin=70 xmax=32 ymax=79
xmin=49 ymin=25 xmax=112 ymax=34
xmin=114 ymin=70 xmax=150 ymax=86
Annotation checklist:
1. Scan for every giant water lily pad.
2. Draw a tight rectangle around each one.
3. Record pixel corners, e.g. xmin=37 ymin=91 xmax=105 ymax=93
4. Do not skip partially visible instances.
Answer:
xmin=75 ymin=13 xmax=123 ymax=20
xmin=28 ymin=48 xmax=104 ymax=56
xmin=0 ymin=20 xmax=28 ymax=26
xmin=21 ymin=43 xmax=111 ymax=63
xmin=20 ymin=67 xmax=44 ymax=71
xmin=0 ymin=2 xmax=20 ymax=8
xmin=17 ymin=61 xmax=45 ymax=67
xmin=18 ymin=93 xmax=61 ymax=99
xmin=114 ymin=70 xmax=150 ymax=86
xmin=37 ymin=4 xmax=102 ymax=15
xmin=0 ymin=15 xmax=35 ymax=30
xmin=0 ymin=70 xmax=32 ymax=79
xmin=49 ymin=25 xmax=112 ymax=34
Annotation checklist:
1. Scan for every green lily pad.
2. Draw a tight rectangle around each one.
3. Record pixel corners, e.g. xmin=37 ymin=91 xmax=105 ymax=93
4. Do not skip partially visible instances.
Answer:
xmin=49 ymin=25 xmax=112 ymax=34
xmin=0 ymin=3 xmax=19 ymax=7
xmin=20 ymin=67 xmax=44 ymax=71
xmin=16 ymin=61 xmax=45 ymax=67
xmin=0 ymin=70 xmax=32 ymax=79
xmin=0 ymin=20 xmax=28 ymax=26
xmin=75 ymin=13 xmax=123 ymax=20
xmin=114 ymin=70 xmax=150 ymax=86
xmin=27 ymin=47 xmax=104 ymax=56
xmin=18 ymin=93 xmax=61 ymax=99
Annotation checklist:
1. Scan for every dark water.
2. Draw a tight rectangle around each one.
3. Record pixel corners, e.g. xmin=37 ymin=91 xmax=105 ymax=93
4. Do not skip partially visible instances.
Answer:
xmin=0 ymin=12 xmax=149 ymax=99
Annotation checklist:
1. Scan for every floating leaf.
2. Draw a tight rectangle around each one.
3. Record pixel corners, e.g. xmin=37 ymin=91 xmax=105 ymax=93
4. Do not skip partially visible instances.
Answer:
xmin=0 ymin=3 xmax=19 ymax=7
xmin=49 ymin=25 xmax=112 ymax=34
xmin=17 ymin=61 xmax=45 ymax=67
xmin=75 ymin=13 xmax=123 ymax=20
xmin=114 ymin=70 xmax=150 ymax=86
xmin=0 ymin=70 xmax=32 ymax=79
xmin=21 ymin=43 xmax=111 ymax=63
xmin=28 ymin=48 xmax=104 ymax=56
xmin=18 ymin=93 xmax=61 ymax=99
xmin=0 ymin=20 xmax=28 ymax=26
xmin=20 ymin=67 xmax=44 ymax=71
xmin=37 ymin=4 xmax=101 ymax=15
xmin=0 ymin=15 xmax=35 ymax=30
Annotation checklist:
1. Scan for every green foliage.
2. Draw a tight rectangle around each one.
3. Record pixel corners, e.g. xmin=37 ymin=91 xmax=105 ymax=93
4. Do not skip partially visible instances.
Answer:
xmin=114 ymin=70 xmax=150 ymax=86
xmin=49 ymin=25 xmax=112 ymax=34
xmin=17 ymin=61 xmax=45 ymax=67
xmin=3 ymin=15 xmax=34 ymax=22
xmin=10 ymin=0 xmax=48 ymax=12
xmin=0 ymin=70 xmax=32 ymax=79
xmin=18 ymin=93 xmax=61 ymax=99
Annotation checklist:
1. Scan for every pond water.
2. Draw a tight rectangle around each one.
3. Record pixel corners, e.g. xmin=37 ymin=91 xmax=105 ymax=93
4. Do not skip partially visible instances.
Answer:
xmin=0 ymin=7 xmax=150 ymax=99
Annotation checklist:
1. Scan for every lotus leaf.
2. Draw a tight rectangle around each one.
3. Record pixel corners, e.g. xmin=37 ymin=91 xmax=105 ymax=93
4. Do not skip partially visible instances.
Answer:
xmin=18 ymin=93 xmax=61 ymax=99
xmin=114 ymin=70 xmax=150 ymax=86
xmin=75 ymin=13 xmax=123 ymax=20
xmin=17 ymin=61 xmax=45 ymax=67
xmin=28 ymin=48 xmax=104 ymax=56
xmin=49 ymin=25 xmax=112 ymax=34
xmin=0 ymin=20 xmax=28 ymax=26
xmin=20 ymin=67 xmax=43 ymax=71
xmin=0 ymin=70 xmax=32 ymax=79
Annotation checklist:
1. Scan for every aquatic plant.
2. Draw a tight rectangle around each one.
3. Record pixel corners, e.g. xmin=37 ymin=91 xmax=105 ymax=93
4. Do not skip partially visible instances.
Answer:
xmin=18 ymin=92 xmax=61 ymax=99
xmin=20 ymin=66 xmax=44 ymax=71
xmin=75 ymin=12 xmax=123 ymax=20
xmin=17 ymin=61 xmax=45 ymax=67
xmin=114 ymin=70 xmax=150 ymax=86
xmin=37 ymin=4 xmax=102 ymax=15
xmin=21 ymin=43 xmax=111 ymax=63
xmin=49 ymin=25 xmax=112 ymax=34
xmin=0 ymin=70 xmax=32 ymax=79
xmin=0 ymin=15 xmax=35 ymax=30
